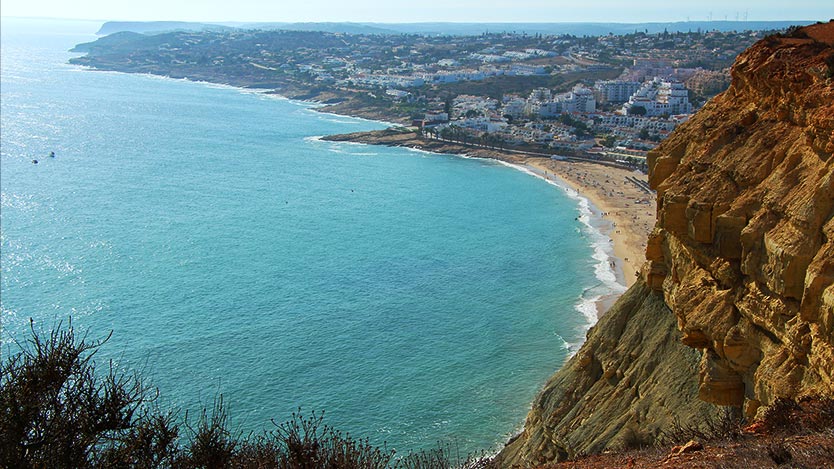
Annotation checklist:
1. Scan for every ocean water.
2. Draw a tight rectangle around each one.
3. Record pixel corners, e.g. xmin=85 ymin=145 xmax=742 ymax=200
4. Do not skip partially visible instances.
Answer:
xmin=0 ymin=19 xmax=623 ymax=455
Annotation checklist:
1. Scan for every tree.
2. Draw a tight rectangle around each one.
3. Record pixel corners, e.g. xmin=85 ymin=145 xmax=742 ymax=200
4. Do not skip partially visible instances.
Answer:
xmin=480 ymin=132 xmax=490 ymax=147
xmin=439 ymin=127 xmax=453 ymax=140
xmin=443 ymin=95 xmax=454 ymax=116
xmin=629 ymin=105 xmax=647 ymax=116
xmin=0 ymin=321 xmax=171 ymax=468
xmin=1 ymin=323 xmax=494 ymax=468
xmin=0 ymin=323 xmax=399 ymax=468
xmin=602 ymin=135 xmax=617 ymax=148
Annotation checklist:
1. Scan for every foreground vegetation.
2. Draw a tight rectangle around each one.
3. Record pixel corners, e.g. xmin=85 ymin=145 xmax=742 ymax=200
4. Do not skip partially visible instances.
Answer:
xmin=3 ymin=322 xmax=832 ymax=468
xmin=0 ymin=322 xmax=492 ymax=468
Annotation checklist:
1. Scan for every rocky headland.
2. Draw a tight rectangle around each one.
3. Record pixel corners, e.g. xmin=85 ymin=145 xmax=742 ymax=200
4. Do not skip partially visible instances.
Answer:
xmin=496 ymin=21 xmax=834 ymax=466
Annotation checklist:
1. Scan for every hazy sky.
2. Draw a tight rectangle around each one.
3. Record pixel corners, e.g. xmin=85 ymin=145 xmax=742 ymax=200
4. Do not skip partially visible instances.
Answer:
xmin=1 ymin=0 xmax=831 ymax=23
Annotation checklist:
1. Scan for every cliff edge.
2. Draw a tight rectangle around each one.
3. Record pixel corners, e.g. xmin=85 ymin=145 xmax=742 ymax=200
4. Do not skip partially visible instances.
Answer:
xmin=498 ymin=21 xmax=834 ymax=466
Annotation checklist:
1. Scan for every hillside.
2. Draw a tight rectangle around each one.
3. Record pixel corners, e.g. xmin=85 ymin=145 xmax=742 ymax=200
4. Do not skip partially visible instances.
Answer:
xmin=497 ymin=21 xmax=834 ymax=466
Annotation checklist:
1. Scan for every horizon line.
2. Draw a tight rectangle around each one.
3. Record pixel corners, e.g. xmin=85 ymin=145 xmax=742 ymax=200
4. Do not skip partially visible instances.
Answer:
xmin=2 ymin=16 xmax=825 ymax=25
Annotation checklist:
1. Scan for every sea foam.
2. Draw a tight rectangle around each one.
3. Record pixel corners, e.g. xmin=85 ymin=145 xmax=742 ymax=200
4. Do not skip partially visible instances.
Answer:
xmin=495 ymin=161 xmax=627 ymax=347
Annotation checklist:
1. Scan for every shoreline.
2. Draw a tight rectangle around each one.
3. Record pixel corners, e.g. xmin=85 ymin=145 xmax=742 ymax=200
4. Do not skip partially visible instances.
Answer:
xmin=323 ymin=129 xmax=654 ymax=320
xmin=522 ymin=158 xmax=651 ymax=289
xmin=57 ymin=66 xmax=653 ymax=456
xmin=78 ymin=66 xmax=652 ymax=318
xmin=492 ymin=160 xmax=627 ymax=324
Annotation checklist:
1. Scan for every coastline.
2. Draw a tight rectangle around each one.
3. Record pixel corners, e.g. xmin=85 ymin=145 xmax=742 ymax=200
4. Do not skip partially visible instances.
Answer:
xmin=57 ymin=65 xmax=655 ymax=455
xmin=523 ymin=158 xmax=652 ymax=288
xmin=78 ymin=65 xmax=651 ymax=320
xmin=490 ymin=160 xmax=627 ymax=325
xmin=323 ymin=129 xmax=654 ymax=319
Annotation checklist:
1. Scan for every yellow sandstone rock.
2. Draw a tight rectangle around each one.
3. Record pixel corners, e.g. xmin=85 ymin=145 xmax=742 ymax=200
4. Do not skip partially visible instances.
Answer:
xmin=496 ymin=22 xmax=834 ymax=466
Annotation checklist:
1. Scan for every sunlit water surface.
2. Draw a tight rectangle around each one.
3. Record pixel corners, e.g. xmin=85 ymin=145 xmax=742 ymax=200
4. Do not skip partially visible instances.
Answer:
xmin=0 ymin=18 xmax=622 ymax=455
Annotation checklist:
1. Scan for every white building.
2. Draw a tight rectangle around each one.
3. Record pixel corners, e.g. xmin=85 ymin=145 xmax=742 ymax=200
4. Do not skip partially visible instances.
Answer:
xmin=598 ymin=115 xmax=678 ymax=132
xmin=622 ymin=78 xmax=692 ymax=117
xmin=510 ymin=64 xmax=547 ymax=76
xmin=424 ymin=112 xmax=449 ymax=123
xmin=533 ymin=85 xmax=596 ymax=117
xmin=528 ymin=88 xmax=552 ymax=102
xmin=571 ymin=86 xmax=596 ymax=113
xmin=352 ymin=74 xmax=425 ymax=88
xmin=453 ymin=95 xmax=499 ymax=116
xmin=502 ymin=98 xmax=527 ymax=119
xmin=594 ymin=80 xmax=641 ymax=104
xmin=386 ymin=89 xmax=411 ymax=100
xmin=524 ymin=48 xmax=557 ymax=57
xmin=448 ymin=117 xmax=509 ymax=133
xmin=469 ymin=53 xmax=510 ymax=63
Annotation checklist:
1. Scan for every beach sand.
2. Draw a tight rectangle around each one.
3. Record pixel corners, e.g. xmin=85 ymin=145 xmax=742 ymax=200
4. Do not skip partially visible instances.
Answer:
xmin=524 ymin=159 xmax=654 ymax=290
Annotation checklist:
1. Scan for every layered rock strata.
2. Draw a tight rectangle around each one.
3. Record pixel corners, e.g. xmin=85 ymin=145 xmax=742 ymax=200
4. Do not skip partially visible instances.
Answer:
xmin=498 ymin=282 xmax=713 ymax=465
xmin=498 ymin=21 xmax=834 ymax=466
xmin=645 ymin=21 xmax=834 ymax=414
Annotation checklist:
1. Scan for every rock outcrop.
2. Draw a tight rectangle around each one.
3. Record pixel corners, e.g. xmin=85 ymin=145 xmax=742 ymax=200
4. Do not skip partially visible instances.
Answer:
xmin=498 ymin=282 xmax=714 ymax=465
xmin=645 ymin=20 xmax=834 ymax=415
xmin=498 ymin=21 xmax=834 ymax=466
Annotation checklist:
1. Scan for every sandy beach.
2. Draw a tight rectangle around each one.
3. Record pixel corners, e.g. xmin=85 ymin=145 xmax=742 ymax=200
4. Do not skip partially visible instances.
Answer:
xmin=523 ymin=159 xmax=654 ymax=289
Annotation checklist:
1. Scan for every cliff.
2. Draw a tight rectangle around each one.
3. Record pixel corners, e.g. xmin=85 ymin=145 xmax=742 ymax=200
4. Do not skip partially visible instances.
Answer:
xmin=498 ymin=21 xmax=834 ymax=466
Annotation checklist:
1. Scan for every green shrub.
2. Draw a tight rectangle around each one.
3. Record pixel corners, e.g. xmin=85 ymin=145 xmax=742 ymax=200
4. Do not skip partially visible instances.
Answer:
xmin=1 ymin=321 xmax=491 ymax=468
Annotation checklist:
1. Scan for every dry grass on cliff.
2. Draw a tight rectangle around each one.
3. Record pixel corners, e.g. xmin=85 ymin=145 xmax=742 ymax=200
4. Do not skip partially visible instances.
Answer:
xmin=542 ymin=398 xmax=834 ymax=469
xmin=657 ymin=407 xmax=745 ymax=447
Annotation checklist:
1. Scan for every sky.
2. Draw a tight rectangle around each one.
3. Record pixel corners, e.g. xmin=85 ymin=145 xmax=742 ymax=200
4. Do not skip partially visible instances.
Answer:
xmin=1 ymin=0 xmax=831 ymax=23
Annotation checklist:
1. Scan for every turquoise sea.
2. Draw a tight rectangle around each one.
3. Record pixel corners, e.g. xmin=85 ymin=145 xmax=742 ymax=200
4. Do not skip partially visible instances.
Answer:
xmin=0 ymin=18 xmax=623 ymax=455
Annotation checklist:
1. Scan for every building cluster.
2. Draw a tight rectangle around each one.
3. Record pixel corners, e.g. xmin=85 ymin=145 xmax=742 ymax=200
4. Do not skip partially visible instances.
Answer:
xmin=621 ymin=78 xmax=693 ymax=116
xmin=94 ymin=26 xmax=766 ymax=165
xmin=422 ymin=74 xmax=693 ymax=159
xmin=343 ymin=63 xmax=552 ymax=91
xmin=594 ymin=80 xmax=641 ymax=104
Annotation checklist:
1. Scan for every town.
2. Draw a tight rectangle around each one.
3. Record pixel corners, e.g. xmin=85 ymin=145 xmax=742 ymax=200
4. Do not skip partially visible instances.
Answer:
xmin=71 ymin=26 xmax=772 ymax=168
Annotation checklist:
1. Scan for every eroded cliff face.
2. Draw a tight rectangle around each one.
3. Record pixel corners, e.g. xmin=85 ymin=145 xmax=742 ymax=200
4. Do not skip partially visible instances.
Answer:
xmin=645 ymin=21 xmax=834 ymax=416
xmin=498 ymin=22 xmax=834 ymax=466
xmin=498 ymin=283 xmax=713 ymax=466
